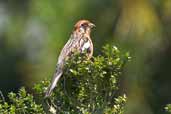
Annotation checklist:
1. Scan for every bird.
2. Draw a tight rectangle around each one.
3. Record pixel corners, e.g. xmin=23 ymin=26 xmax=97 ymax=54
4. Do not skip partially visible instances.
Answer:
xmin=45 ymin=20 xmax=95 ymax=98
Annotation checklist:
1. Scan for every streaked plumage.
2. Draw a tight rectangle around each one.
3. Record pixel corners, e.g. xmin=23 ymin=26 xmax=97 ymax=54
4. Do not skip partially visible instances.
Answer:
xmin=45 ymin=20 xmax=95 ymax=97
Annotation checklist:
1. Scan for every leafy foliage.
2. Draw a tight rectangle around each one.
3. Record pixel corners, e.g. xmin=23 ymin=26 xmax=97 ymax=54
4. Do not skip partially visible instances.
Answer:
xmin=34 ymin=45 xmax=130 ymax=114
xmin=0 ymin=87 xmax=45 ymax=114
xmin=0 ymin=45 xmax=130 ymax=114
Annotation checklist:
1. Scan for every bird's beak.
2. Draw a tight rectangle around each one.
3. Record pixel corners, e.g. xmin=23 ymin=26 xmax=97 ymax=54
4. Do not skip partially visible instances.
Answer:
xmin=89 ymin=23 xmax=96 ymax=28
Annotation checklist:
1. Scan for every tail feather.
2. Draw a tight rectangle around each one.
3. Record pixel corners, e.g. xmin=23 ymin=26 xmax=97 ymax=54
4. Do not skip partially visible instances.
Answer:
xmin=45 ymin=69 xmax=63 ymax=98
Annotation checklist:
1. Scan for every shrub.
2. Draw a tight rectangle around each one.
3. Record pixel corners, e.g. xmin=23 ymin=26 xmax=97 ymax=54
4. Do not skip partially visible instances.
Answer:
xmin=34 ymin=45 xmax=130 ymax=114
xmin=0 ymin=45 xmax=130 ymax=114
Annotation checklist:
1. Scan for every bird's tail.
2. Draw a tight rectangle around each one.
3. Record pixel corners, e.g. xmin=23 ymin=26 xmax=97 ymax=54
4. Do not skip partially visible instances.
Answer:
xmin=45 ymin=67 xmax=63 ymax=98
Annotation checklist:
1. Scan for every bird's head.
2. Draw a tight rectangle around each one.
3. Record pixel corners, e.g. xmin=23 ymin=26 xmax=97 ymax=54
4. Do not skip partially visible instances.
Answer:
xmin=74 ymin=20 xmax=95 ymax=34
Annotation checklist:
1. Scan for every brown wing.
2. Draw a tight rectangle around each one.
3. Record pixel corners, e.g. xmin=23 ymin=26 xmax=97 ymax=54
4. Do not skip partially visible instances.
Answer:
xmin=45 ymin=35 xmax=79 ymax=97
xmin=57 ymin=34 xmax=81 ymax=65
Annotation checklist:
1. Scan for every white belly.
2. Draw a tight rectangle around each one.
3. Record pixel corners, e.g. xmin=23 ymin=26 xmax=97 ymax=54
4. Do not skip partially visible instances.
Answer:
xmin=82 ymin=41 xmax=90 ymax=51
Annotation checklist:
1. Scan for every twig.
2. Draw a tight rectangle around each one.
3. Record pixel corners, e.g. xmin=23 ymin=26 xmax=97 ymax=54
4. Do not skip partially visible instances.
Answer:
xmin=0 ymin=90 xmax=5 ymax=102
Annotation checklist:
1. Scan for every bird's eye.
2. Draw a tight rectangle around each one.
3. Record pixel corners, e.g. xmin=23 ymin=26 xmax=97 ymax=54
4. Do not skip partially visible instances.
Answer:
xmin=80 ymin=23 xmax=88 ymax=28
xmin=81 ymin=24 xmax=84 ymax=27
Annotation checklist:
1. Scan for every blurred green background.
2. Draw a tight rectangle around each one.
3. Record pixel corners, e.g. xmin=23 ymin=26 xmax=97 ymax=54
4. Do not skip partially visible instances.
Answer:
xmin=0 ymin=0 xmax=171 ymax=114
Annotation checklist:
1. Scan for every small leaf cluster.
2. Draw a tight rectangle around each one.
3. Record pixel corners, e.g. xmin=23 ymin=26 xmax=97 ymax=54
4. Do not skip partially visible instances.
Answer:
xmin=0 ymin=87 xmax=45 ymax=114
xmin=165 ymin=104 xmax=171 ymax=114
xmin=104 ymin=94 xmax=127 ymax=114
xmin=34 ymin=45 xmax=130 ymax=114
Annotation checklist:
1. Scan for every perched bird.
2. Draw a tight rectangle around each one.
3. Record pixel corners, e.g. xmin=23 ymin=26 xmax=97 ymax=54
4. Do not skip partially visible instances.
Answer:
xmin=45 ymin=20 xmax=95 ymax=97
